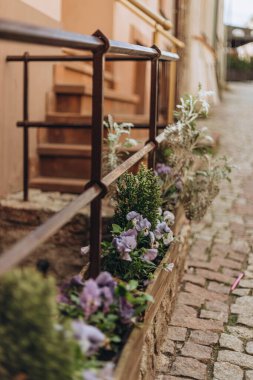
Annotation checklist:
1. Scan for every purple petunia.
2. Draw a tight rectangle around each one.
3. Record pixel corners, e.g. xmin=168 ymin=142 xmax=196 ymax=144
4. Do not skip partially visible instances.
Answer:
xmin=119 ymin=297 xmax=134 ymax=323
xmin=72 ymin=320 xmax=105 ymax=356
xmin=135 ymin=216 xmax=151 ymax=235
xmin=155 ymin=163 xmax=172 ymax=175
xmin=80 ymin=279 xmax=101 ymax=318
xmin=141 ymin=248 xmax=158 ymax=262
xmin=154 ymin=221 xmax=171 ymax=240
xmin=96 ymin=271 xmax=116 ymax=293
xmin=113 ymin=229 xmax=137 ymax=261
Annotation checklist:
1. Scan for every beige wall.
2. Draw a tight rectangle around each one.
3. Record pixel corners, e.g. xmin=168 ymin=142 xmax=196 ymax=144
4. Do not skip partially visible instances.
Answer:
xmin=21 ymin=0 xmax=62 ymax=21
xmin=62 ymin=0 xmax=114 ymax=37
xmin=0 ymin=0 xmax=60 ymax=197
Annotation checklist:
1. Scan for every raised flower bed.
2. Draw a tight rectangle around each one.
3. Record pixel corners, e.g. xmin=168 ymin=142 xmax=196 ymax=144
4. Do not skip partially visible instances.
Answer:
xmin=0 ymin=90 xmax=231 ymax=380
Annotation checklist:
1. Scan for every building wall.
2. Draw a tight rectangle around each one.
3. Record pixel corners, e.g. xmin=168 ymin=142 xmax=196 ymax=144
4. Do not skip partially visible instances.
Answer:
xmin=0 ymin=0 xmax=60 ymax=197
xmin=177 ymin=0 xmax=223 ymax=103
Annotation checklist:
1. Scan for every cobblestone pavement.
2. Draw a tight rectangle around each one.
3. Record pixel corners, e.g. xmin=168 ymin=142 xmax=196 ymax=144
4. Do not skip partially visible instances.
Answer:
xmin=155 ymin=82 xmax=253 ymax=380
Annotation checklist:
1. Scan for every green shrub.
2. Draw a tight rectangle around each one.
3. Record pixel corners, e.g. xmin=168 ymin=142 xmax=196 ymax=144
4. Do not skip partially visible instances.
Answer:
xmin=113 ymin=164 xmax=162 ymax=229
xmin=0 ymin=269 xmax=77 ymax=380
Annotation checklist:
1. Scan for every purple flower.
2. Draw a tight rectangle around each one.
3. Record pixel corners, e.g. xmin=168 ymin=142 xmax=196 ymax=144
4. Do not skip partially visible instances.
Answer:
xmin=155 ymin=163 xmax=172 ymax=175
xmin=100 ymin=286 xmax=114 ymax=313
xmin=113 ymin=229 xmax=137 ymax=261
xmin=164 ymin=262 xmax=174 ymax=272
xmin=126 ymin=211 xmax=141 ymax=222
xmin=135 ymin=216 xmax=151 ymax=235
xmin=80 ymin=279 xmax=101 ymax=318
xmin=154 ymin=221 xmax=171 ymax=240
xmin=119 ymin=297 xmax=134 ymax=323
xmin=72 ymin=320 xmax=105 ymax=356
xmin=71 ymin=274 xmax=85 ymax=287
xmin=141 ymin=248 xmax=158 ymax=262
xmin=96 ymin=271 xmax=116 ymax=292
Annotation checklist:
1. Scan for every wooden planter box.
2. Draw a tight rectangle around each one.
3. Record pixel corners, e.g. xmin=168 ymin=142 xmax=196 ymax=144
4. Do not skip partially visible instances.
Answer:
xmin=115 ymin=205 xmax=190 ymax=380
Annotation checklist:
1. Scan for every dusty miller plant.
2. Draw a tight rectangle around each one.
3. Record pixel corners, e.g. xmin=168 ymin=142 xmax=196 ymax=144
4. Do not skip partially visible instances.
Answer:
xmin=103 ymin=114 xmax=138 ymax=174
xmin=156 ymin=88 xmax=232 ymax=220
xmin=182 ymin=156 xmax=232 ymax=221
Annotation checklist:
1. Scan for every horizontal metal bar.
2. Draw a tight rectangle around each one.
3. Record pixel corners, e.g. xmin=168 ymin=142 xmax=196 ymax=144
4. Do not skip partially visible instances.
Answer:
xmin=0 ymin=131 xmax=166 ymax=276
xmin=16 ymin=121 xmax=167 ymax=129
xmin=0 ymin=18 xmax=103 ymax=51
xmin=7 ymin=54 xmax=177 ymax=62
xmin=0 ymin=19 xmax=179 ymax=61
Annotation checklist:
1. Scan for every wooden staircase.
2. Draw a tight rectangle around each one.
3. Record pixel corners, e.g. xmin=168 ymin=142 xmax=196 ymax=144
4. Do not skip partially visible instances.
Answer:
xmin=30 ymin=60 xmax=150 ymax=193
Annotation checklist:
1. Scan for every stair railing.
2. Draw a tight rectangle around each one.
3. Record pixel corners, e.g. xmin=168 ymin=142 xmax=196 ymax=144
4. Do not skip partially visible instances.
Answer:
xmin=0 ymin=18 xmax=179 ymax=278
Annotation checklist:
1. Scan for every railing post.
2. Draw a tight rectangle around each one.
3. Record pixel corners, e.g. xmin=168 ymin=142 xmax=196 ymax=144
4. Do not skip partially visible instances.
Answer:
xmin=148 ymin=45 xmax=161 ymax=169
xmin=23 ymin=52 xmax=29 ymax=201
xmin=89 ymin=31 xmax=110 ymax=278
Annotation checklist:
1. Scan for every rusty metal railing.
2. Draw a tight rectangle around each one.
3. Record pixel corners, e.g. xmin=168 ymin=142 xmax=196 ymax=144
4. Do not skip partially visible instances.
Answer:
xmin=0 ymin=18 xmax=179 ymax=278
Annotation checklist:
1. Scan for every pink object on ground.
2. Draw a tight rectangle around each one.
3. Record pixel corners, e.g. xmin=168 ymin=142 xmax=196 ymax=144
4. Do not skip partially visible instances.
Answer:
xmin=230 ymin=272 xmax=245 ymax=291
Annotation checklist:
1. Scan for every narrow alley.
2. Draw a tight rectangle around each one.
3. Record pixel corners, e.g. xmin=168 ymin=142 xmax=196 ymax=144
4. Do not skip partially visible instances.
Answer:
xmin=155 ymin=82 xmax=253 ymax=379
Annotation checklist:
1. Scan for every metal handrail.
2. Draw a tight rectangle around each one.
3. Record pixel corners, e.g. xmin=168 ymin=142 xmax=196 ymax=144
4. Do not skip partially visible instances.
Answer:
xmin=126 ymin=0 xmax=173 ymax=30
xmin=0 ymin=18 xmax=178 ymax=61
xmin=0 ymin=18 xmax=179 ymax=278
xmin=117 ymin=0 xmax=185 ymax=48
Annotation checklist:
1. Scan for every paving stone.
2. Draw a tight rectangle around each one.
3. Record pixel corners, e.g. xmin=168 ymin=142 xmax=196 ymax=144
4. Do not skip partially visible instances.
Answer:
xmin=166 ymin=327 xmax=187 ymax=342
xmin=227 ymin=326 xmax=253 ymax=340
xmin=170 ymin=315 xmax=224 ymax=333
xmin=246 ymin=342 xmax=253 ymax=355
xmin=177 ymin=292 xmax=204 ymax=307
xmin=200 ymin=309 xmax=228 ymax=323
xmin=173 ymin=303 xmax=198 ymax=318
xmin=222 ymin=267 xmax=240 ymax=278
xmin=188 ymin=330 xmax=219 ymax=346
xmin=195 ymin=269 xmax=231 ymax=285
xmin=232 ymin=240 xmax=250 ymax=253
xmin=183 ymin=273 xmax=206 ymax=286
xmin=232 ymin=288 xmax=251 ymax=296
xmin=184 ymin=282 xmax=228 ymax=302
xmin=207 ymin=281 xmax=230 ymax=294
xmin=216 ymin=258 xmax=242 ymax=270
xmin=246 ymin=370 xmax=253 ymax=380
xmin=160 ymin=339 xmax=175 ymax=355
xmin=219 ymin=333 xmax=243 ymax=352
xmin=212 ymin=243 xmax=230 ymax=256
xmin=205 ymin=300 xmax=229 ymax=313
xmin=231 ymin=296 xmax=253 ymax=315
xmin=218 ymin=350 xmax=253 ymax=369
xmin=237 ymin=315 xmax=253 ymax=327
xmin=244 ymin=271 xmax=253 ymax=279
xmin=170 ymin=357 xmax=207 ymax=380
xmin=158 ymin=375 xmax=192 ymax=380
xmin=240 ymin=279 xmax=253 ymax=288
xmin=213 ymin=361 xmax=243 ymax=380
xmin=181 ymin=342 xmax=212 ymax=361
xmin=188 ymin=260 xmax=220 ymax=271
xmin=228 ymin=252 xmax=245 ymax=262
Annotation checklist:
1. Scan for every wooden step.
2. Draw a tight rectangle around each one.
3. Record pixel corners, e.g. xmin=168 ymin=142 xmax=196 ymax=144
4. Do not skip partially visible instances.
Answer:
xmin=38 ymin=143 xmax=91 ymax=157
xmin=45 ymin=112 xmax=150 ymax=144
xmin=54 ymin=84 xmax=140 ymax=104
xmin=30 ymin=176 xmax=87 ymax=193
xmin=46 ymin=112 xmax=150 ymax=125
